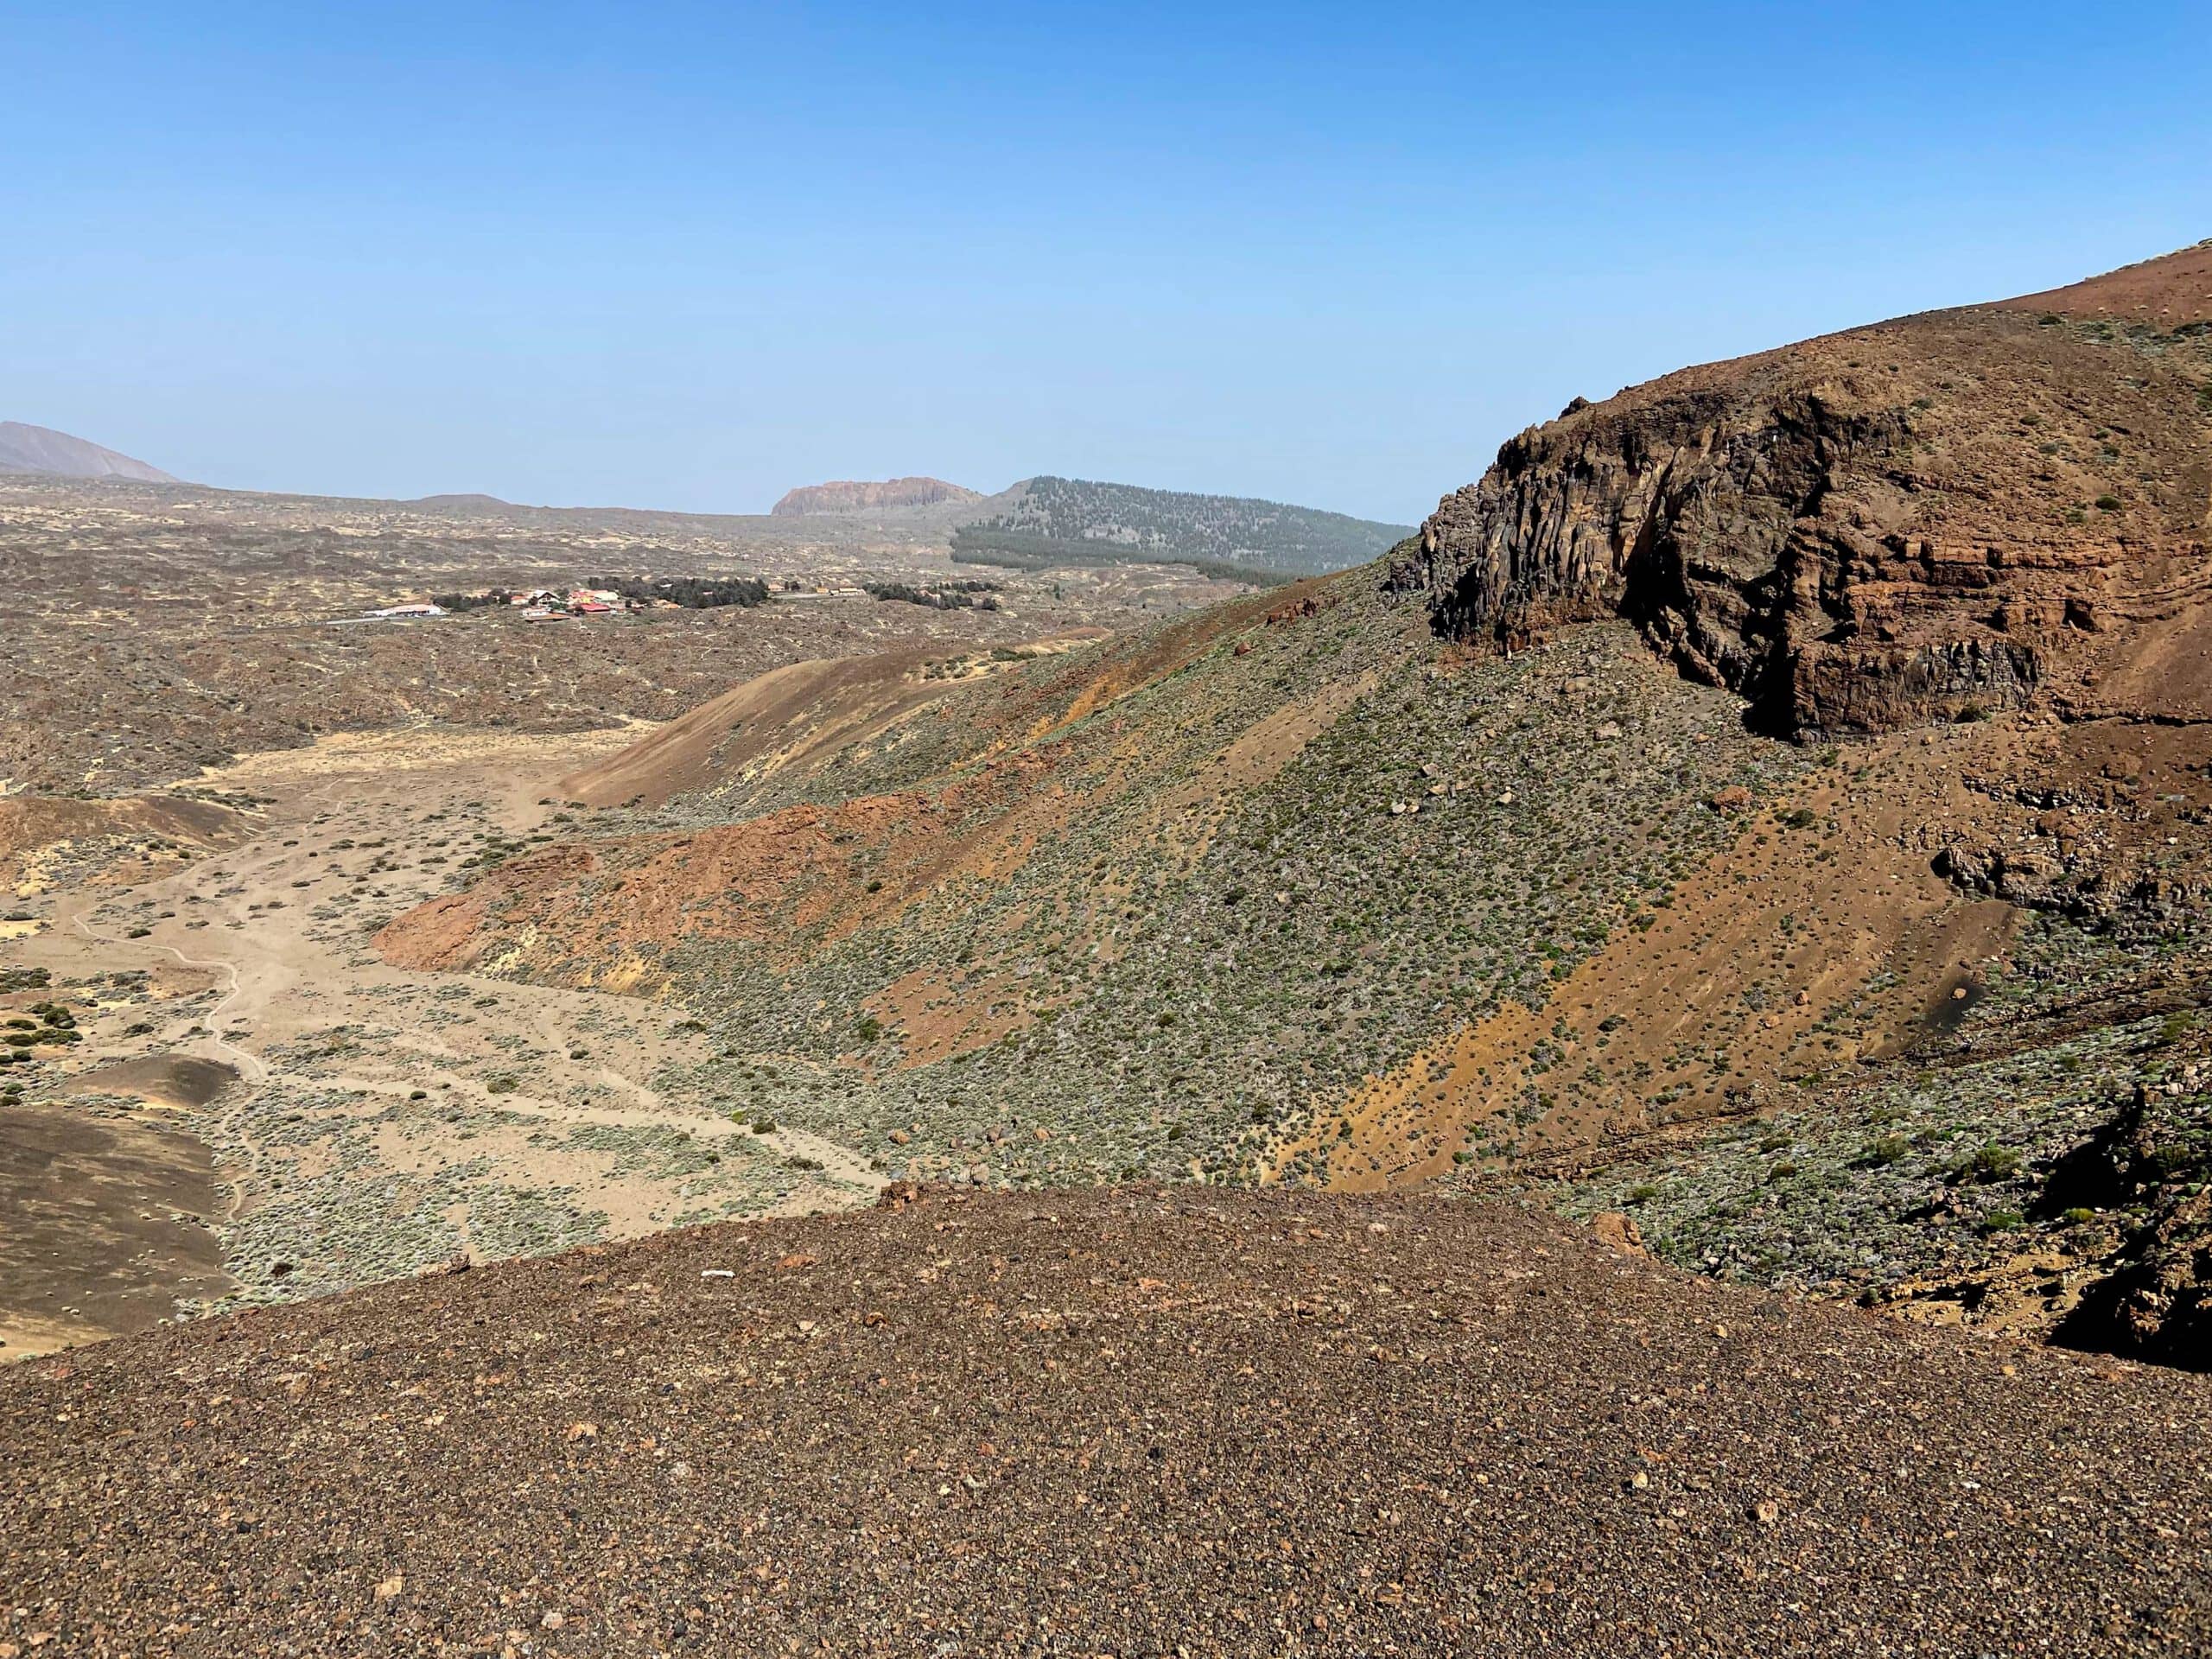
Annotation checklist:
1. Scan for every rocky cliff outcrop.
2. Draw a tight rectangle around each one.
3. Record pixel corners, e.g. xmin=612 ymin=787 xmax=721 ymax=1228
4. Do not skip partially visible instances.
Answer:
xmin=1419 ymin=243 xmax=2212 ymax=736
xmin=771 ymin=477 xmax=982 ymax=516
xmin=2050 ymin=1077 xmax=2212 ymax=1370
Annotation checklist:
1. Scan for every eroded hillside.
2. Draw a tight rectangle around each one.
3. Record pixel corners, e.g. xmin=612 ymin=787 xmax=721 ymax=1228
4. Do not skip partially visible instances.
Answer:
xmin=382 ymin=577 xmax=1830 ymax=1183
xmin=376 ymin=245 xmax=2212 ymax=1366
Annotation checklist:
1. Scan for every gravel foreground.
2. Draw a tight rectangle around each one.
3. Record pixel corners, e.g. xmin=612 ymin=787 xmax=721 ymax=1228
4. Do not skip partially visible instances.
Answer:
xmin=4 ymin=1186 xmax=2209 ymax=1656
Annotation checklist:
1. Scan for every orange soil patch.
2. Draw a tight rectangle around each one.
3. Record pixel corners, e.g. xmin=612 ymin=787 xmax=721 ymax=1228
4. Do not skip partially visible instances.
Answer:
xmin=380 ymin=577 xmax=1380 ymax=1009
xmin=375 ymin=844 xmax=596 ymax=974
xmin=1277 ymin=730 xmax=2026 ymax=1192
xmin=870 ymin=963 xmax=1039 ymax=1067
xmin=379 ymin=750 xmax=1083 ymax=985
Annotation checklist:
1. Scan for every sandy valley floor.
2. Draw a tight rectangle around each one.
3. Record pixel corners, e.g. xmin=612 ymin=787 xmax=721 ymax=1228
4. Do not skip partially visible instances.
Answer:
xmin=0 ymin=723 xmax=882 ymax=1358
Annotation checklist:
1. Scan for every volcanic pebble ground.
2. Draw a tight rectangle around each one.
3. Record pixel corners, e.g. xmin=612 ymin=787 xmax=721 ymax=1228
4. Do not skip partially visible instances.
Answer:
xmin=5 ymin=1187 xmax=2209 ymax=1656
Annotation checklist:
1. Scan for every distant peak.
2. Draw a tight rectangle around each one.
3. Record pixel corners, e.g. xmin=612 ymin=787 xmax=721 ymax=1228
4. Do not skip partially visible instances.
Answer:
xmin=771 ymin=477 xmax=982 ymax=516
xmin=410 ymin=493 xmax=514 ymax=510
xmin=0 ymin=422 xmax=178 ymax=484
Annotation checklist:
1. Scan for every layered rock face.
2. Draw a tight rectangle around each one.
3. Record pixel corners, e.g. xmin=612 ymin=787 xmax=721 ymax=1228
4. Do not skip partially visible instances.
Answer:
xmin=1420 ymin=243 xmax=2212 ymax=736
xmin=770 ymin=476 xmax=982 ymax=516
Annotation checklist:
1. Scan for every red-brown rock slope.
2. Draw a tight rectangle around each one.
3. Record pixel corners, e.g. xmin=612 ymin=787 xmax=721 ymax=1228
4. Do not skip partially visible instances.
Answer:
xmin=1418 ymin=242 xmax=2212 ymax=734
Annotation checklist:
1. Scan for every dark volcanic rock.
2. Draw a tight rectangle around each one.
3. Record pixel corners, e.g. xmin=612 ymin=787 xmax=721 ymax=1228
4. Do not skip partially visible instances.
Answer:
xmin=2054 ymin=1081 xmax=2212 ymax=1369
xmin=1418 ymin=242 xmax=2212 ymax=737
xmin=6 ymin=1187 xmax=2211 ymax=1655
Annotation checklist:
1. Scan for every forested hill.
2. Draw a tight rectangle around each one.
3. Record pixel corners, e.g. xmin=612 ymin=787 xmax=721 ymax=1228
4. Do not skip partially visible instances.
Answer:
xmin=951 ymin=475 xmax=1410 ymax=582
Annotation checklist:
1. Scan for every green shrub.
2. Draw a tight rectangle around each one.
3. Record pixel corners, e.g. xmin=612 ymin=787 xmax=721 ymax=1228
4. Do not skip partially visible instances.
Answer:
xmin=1951 ymin=1141 xmax=2021 ymax=1184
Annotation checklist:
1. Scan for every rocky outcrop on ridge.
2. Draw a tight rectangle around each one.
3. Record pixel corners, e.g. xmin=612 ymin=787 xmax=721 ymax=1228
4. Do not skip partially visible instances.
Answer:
xmin=1418 ymin=243 xmax=2212 ymax=736
xmin=770 ymin=475 xmax=982 ymax=515
xmin=2050 ymin=1077 xmax=2212 ymax=1369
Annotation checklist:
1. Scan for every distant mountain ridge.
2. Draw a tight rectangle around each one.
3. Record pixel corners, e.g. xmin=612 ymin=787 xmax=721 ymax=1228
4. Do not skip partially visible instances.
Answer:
xmin=952 ymin=475 xmax=1413 ymax=581
xmin=772 ymin=477 xmax=983 ymax=516
xmin=2 ymin=440 xmax=1400 ymax=584
xmin=0 ymin=423 xmax=176 ymax=483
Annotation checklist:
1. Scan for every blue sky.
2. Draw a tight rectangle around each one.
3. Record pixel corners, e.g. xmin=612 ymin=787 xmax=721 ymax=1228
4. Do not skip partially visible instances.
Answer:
xmin=3 ymin=2 xmax=2207 ymax=522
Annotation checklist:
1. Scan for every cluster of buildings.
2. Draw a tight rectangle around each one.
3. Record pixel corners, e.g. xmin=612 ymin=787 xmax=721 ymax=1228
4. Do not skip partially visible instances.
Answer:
xmin=514 ymin=588 xmax=635 ymax=622
xmin=343 ymin=588 xmax=655 ymax=626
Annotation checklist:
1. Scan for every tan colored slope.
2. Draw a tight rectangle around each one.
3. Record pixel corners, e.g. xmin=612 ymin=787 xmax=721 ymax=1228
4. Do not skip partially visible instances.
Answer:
xmin=1283 ymin=702 xmax=2212 ymax=1194
xmin=552 ymin=643 xmax=1091 ymax=809
xmin=1022 ymin=577 xmax=1339 ymax=741
xmin=377 ymin=780 xmax=1048 ymax=983
xmin=58 ymin=1054 xmax=240 ymax=1111
xmin=543 ymin=575 xmax=1325 ymax=817
xmin=381 ymin=658 xmax=1363 ymax=995
xmin=0 ymin=792 xmax=251 ymax=896
xmin=1279 ymin=727 xmax=2018 ymax=1190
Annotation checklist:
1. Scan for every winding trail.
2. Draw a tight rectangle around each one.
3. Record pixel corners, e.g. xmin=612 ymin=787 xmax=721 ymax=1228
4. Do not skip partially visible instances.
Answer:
xmin=67 ymin=908 xmax=269 ymax=1087
xmin=11 ymin=723 xmax=883 ymax=1331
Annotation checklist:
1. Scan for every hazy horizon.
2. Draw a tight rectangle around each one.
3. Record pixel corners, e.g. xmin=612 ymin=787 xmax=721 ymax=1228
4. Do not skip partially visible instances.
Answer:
xmin=4 ymin=1 xmax=2208 ymax=523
